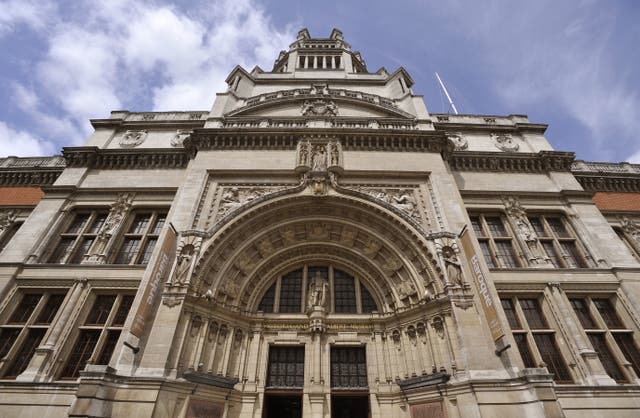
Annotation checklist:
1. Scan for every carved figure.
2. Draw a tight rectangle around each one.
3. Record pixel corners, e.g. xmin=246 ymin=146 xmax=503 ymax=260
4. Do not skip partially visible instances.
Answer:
xmin=312 ymin=145 xmax=327 ymax=171
xmin=516 ymin=219 xmax=537 ymax=242
xmin=441 ymin=246 xmax=464 ymax=287
xmin=363 ymin=238 xmax=382 ymax=257
xmin=330 ymin=144 xmax=339 ymax=166
xmin=392 ymin=192 xmax=417 ymax=217
xmin=0 ymin=210 xmax=17 ymax=234
xmin=172 ymin=244 xmax=194 ymax=285
xmin=220 ymin=187 xmax=241 ymax=214
xmin=299 ymin=143 xmax=309 ymax=166
xmin=307 ymin=270 xmax=329 ymax=309
xmin=280 ymin=227 xmax=297 ymax=245
xmin=397 ymin=279 xmax=417 ymax=299
xmin=301 ymin=99 xmax=338 ymax=117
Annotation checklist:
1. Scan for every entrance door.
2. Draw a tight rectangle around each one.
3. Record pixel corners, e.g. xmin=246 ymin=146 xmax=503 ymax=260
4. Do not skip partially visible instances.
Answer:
xmin=263 ymin=394 xmax=302 ymax=418
xmin=331 ymin=396 xmax=369 ymax=418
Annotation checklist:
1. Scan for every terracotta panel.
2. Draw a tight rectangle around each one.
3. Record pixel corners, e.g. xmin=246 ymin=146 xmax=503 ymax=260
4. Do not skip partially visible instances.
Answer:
xmin=0 ymin=187 xmax=44 ymax=206
xmin=592 ymin=192 xmax=640 ymax=212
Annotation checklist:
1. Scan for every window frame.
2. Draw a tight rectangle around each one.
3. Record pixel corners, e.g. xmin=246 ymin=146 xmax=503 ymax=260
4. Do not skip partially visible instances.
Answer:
xmin=256 ymin=264 xmax=379 ymax=314
xmin=111 ymin=209 xmax=166 ymax=265
xmin=0 ymin=290 xmax=68 ymax=379
xmin=470 ymin=214 xmax=522 ymax=269
xmin=499 ymin=295 xmax=573 ymax=383
xmin=527 ymin=215 xmax=590 ymax=268
xmin=47 ymin=210 xmax=108 ymax=264
xmin=58 ymin=293 xmax=134 ymax=380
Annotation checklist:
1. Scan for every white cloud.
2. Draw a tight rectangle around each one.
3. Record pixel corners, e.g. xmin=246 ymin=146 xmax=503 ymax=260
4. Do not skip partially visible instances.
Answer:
xmin=0 ymin=0 xmax=56 ymax=36
xmin=0 ymin=121 xmax=56 ymax=156
xmin=1 ymin=0 xmax=296 ymax=157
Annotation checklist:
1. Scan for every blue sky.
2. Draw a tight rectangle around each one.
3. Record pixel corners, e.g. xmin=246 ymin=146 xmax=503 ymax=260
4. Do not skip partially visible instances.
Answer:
xmin=0 ymin=0 xmax=638 ymax=163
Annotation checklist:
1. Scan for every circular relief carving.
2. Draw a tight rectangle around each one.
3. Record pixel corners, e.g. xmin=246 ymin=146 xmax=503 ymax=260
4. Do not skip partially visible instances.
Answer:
xmin=491 ymin=133 xmax=519 ymax=152
xmin=119 ymin=130 xmax=147 ymax=148
xmin=446 ymin=133 xmax=468 ymax=151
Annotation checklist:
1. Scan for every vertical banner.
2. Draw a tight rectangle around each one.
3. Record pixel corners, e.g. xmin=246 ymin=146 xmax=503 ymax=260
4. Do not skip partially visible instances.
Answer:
xmin=130 ymin=225 xmax=177 ymax=338
xmin=459 ymin=227 xmax=505 ymax=342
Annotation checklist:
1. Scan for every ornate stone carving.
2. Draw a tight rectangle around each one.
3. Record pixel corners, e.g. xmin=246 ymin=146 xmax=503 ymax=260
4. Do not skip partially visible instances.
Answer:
xmin=190 ymin=315 xmax=202 ymax=338
xmin=280 ymin=226 xmax=297 ymax=246
xmin=327 ymin=141 xmax=342 ymax=168
xmin=356 ymin=187 xmax=422 ymax=223
xmin=502 ymin=196 xmax=546 ymax=265
xmin=362 ymin=238 xmax=382 ymax=257
xmin=216 ymin=186 xmax=287 ymax=220
xmin=339 ymin=228 xmax=355 ymax=247
xmin=381 ymin=257 xmax=402 ymax=273
xmin=396 ymin=279 xmax=417 ymax=299
xmin=307 ymin=270 xmax=329 ymax=309
xmin=256 ymin=239 xmax=275 ymax=258
xmin=311 ymin=144 xmax=327 ymax=171
xmin=301 ymin=99 xmax=338 ymax=117
xmin=492 ymin=133 xmax=519 ymax=152
xmin=234 ymin=252 xmax=256 ymax=275
xmin=119 ymin=130 xmax=147 ymax=148
xmin=0 ymin=210 xmax=17 ymax=235
xmin=85 ymin=193 xmax=134 ymax=263
xmin=441 ymin=246 xmax=465 ymax=288
xmin=431 ymin=316 xmax=445 ymax=339
xmin=447 ymin=133 xmax=468 ymax=151
xmin=308 ymin=223 xmax=329 ymax=240
xmin=296 ymin=140 xmax=311 ymax=171
xmin=171 ymin=244 xmax=194 ymax=286
xmin=170 ymin=129 xmax=190 ymax=147
xmin=620 ymin=216 xmax=640 ymax=245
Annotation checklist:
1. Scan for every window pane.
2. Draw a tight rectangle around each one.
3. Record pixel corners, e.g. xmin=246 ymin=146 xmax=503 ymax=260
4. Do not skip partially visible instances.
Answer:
xmin=533 ymin=333 xmax=571 ymax=382
xmin=560 ymin=241 xmax=585 ymax=268
xmin=547 ymin=218 xmax=569 ymax=238
xmin=333 ymin=270 xmax=357 ymax=313
xmin=360 ymin=283 xmax=378 ymax=313
xmin=501 ymin=299 xmax=520 ymax=329
xmin=151 ymin=214 xmax=166 ymax=234
xmin=49 ymin=237 xmax=76 ymax=263
xmin=69 ymin=237 xmax=93 ymax=264
xmin=258 ymin=283 xmax=276 ymax=313
xmin=470 ymin=217 xmax=484 ymax=237
xmin=513 ymin=333 xmax=535 ymax=368
xmin=541 ymin=241 xmax=561 ymax=267
xmin=87 ymin=213 xmax=107 ymax=233
xmin=528 ymin=217 xmax=546 ymax=237
xmin=569 ymin=298 xmax=595 ymax=328
xmin=278 ymin=269 xmax=303 ymax=313
xmin=331 ymin=347 xmax=368 ymax=389
xmin=35 ymin=294 xmax=66 ymax=324
xmin=9 ymin=294 xmax=42 ymax=324
xmin=485 ymin=217 xmax=507 ymax=237
xmin=67 ymin=214 xmax=90 ymax=234
xmin=97 ymin=330 xmax=121 ymax=365
xmin=60 ymin=330 xmax=100 ymax=379
xmin=613 ymin=333 xmax=640 ymax=378
xmin=129 ymin=214 xmax=151 ymax=234
xmin=593 ymin=299 xmax=623 ymax=329
xmin=115 ymin=238 xmax=141 ymax=264
xmin=267 ymin=346 xmax=304 ymax=388
xmin=112 ymin=295 xmax=134 ymax=326
xmin=139 ymin=238 xmax=157 ymax=264
xmin=519 ymin=299 xmax=547 ymax=329
xmin=479 ymin=241 xmax=495 ymax=268
xmin=85 ymin=295 xmax=116 ymax=325
xmin=4 ymin=328 xmax=45 ymax=378
xmin=495 ymin=241 xmax=519 ymax=268
xmin=0 ymin=328 xmax=21 ymax=358
xmin=588 ymin=333 xmax=625 ymax=382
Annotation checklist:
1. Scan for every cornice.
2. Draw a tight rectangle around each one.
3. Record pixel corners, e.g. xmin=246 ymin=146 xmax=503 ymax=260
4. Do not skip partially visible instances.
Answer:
xmin=0 ymin=168 xmax=63 ymax=187
xmin=449 ymin=150 xmax=575 ymax=173
xmin=186 ymin=129 xmax=452 ymax=154
xmin=573 ymin=174 xmax=640 ymax=193
xmin=433 ymin=122 xmax=548 ymax=135
xmin=62 ymin=146 xmax=191 ymax=169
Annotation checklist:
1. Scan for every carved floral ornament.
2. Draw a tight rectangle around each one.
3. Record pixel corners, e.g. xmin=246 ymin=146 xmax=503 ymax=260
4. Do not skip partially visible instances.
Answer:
xmin=119 ymin=130 xmax=148 ymax=148
xmin=0 ymin=209 xmax=17 ymax=233
xmin=620 ymin=216 xmax=640 ymax=245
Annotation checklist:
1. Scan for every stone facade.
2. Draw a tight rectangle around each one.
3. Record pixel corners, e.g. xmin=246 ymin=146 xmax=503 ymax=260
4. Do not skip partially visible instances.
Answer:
xmin=1 ymin=28 xmax=640 ymax=418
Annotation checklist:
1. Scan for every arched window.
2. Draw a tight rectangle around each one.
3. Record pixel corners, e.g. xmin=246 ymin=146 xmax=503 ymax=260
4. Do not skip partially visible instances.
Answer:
xmin=257 ymin=265 xmax=378 ymax=314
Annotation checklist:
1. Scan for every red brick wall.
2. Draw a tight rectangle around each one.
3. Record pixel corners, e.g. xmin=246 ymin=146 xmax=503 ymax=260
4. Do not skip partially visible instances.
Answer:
xmin=0 ymin=187 xmax=44 ymax=206
xmin=593 ymin=192 xmax=640 ymax=212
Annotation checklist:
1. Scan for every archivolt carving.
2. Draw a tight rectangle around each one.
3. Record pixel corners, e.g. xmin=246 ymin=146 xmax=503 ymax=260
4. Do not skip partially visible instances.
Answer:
xmin=190 ymin=196 xmax=444 ymax=311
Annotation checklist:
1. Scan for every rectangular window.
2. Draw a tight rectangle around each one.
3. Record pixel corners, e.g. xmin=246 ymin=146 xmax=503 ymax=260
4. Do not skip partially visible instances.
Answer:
xmin=35 ymin=294 xmax=65 ymax=324
xmin=266 ymin=346 xmax=304 ymax=388
xmin=513 ymin=333 xmax=535 ymax=368
xmin=278 ymin=270 xmax=303 ymax=313
xmin=569 ymin=298 xmax=595 ymax=328
xmin=501 ymin=298 xmax=520 ymax=329
xmin=593 ymin=299 xmax=623 ymax=329
xmin=533 ymin=333 xmax=571 ymax=383
xmin=48 ymin=211 xmax=108 ymax=264
xmin=0 ymin=328 xmax=21 ymax=358
xmin=331 ymin=347 xmax=368 ymax=389
xmin=4 ymin=329 xmax=46 ymax=378
xmin=519 ymin=299 xmax=546 ymax=329
xmin=528 ymin=215 xmax=588 ymax=268
xmin=612 ymin=333 xmax=640 ymax=377
xmin=114 ymin=210 xmax=166 ymax=265
xmin=9 ymin=294 xmax=42 ymax=324
xmin=469 ymin=214 xmax=521 ymax=268
xmin=59 ymin=293 xmax=133 ymax=379
xmin=588 ymin=333 xmax=625 ymax=382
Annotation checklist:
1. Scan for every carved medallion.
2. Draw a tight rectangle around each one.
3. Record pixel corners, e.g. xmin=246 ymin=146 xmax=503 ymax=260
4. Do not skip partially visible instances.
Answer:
xmin=492 ymin=133 xmax=519 ymax=152
xmin=447 ymin=133 xmax=468 ymax=151
xmin=171 ymin=129 xmax=190 ymax=147
xmin=301 ymin=99 xmax=338 ymax=116
xmin=119 ymin=130 xmax=147 ymax=148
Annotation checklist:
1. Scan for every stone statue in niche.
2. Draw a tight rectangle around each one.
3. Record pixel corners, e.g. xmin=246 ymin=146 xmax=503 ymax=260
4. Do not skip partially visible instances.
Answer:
xmin=432 ymin=316 xmax=445 ymax=339
xmin=172 ymin=244 xmax=194 ymax=286
xmin=515 ymin=218 xmax=537 ymax=242
xmin=311 ymin=145 xmax=327 ymax=171
xmin=492 ymin=133 xmax=519 ymax=152
xmin=307 ymin=270 xmax=329 ymax=309
xmin=119 ymin=130 xmax=147 ymax=148
xmin=441 ymin=246 xmax=465 ymax=287
xmin=299 ymin=142 xmax=309 ymax=166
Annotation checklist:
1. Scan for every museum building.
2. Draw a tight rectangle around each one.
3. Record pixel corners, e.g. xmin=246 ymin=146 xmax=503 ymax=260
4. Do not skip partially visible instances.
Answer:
xmin=1 ymin=28 xmax=640 ymax=418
